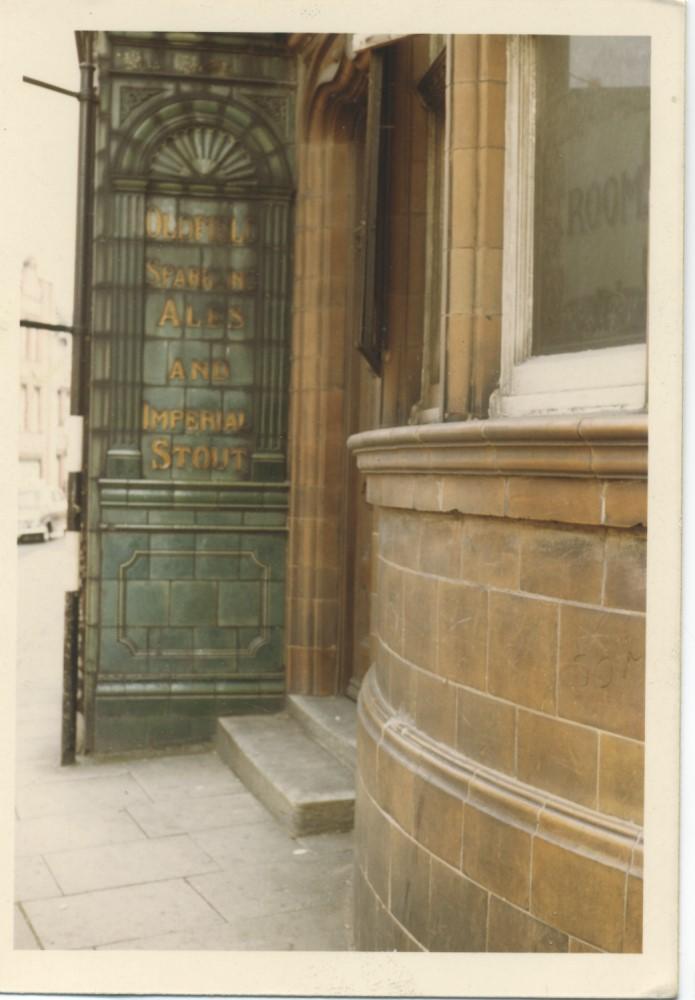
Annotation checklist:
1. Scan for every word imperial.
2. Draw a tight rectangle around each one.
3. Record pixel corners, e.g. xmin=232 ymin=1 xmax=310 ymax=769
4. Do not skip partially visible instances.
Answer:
xmin=143 ymin=403 xmax=247 ymax=434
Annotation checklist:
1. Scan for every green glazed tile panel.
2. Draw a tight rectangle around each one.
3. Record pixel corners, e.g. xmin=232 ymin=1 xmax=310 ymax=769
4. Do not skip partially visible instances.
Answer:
xmin=96 ymin=522 xmax=286 ymax=679
xmin=86 ymin=31 xmax=295 ymax=752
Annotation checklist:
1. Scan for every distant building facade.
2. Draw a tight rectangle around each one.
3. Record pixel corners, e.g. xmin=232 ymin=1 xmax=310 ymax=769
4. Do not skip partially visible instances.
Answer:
xmin=19 ymin=258 xmax=71 ymax=489
xmin=73 ymin=31 xmax=654 ymax=954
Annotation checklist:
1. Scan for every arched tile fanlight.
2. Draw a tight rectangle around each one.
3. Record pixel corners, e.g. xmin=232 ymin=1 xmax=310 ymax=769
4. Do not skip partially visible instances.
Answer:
xmin=112 ymin=93 xmax=293 ymax=191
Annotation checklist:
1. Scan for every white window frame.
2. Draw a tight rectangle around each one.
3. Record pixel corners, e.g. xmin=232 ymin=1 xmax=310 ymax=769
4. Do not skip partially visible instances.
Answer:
xmin=490 ymin=35 xmax=648 ymax=419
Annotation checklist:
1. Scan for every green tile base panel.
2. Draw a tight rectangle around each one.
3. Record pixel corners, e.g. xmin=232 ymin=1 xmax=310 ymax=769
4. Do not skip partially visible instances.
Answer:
xmin=90 ymin=690 xmax=285 ymax=754
xmin=88 ymin=487 xmax=287 ymax=751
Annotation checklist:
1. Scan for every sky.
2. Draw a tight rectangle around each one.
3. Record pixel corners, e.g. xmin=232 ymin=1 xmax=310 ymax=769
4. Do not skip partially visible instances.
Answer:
xmin=17 ymin=29 xmax=80 ymax=321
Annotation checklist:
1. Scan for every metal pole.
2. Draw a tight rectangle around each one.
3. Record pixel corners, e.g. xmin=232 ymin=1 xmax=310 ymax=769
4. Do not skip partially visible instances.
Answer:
xmin=22 ymin=76 xmax=80 ymax=100
xmin=70 ymin=45 xmax=96 ymax=418
xmin=61 ymin=591 xmax=80 ymax=765
xmin=63 ymin=32 xmax=96 ymax=761
xmin=19 ymin=320 xmax=75 ymax=333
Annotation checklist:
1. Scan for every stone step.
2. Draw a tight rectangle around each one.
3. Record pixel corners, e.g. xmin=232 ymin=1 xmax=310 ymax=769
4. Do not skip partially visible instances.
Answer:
xmin=287 ymin=694 xmax=357 ymax=772
xmin=216 ymin=714 xmax=355 ymax=837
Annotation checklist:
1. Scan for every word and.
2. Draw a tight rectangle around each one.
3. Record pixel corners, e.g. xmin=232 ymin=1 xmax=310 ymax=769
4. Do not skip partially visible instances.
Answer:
xmin=167 ymin=358 xmax=230 ymax=382
xmin=567 ymin=163 xmax=649 ymax=236
xmin=146 ymin=259 xmax=257 ymax=293
xmin=145 ymin=206 xmax=256 ymax=245
xmin=150 ymin=438 xmax=248 ymax=472
xmin=142 ymin=403 xmax=247 ymax=433
xmin=157 ymin=298 xmax=245 ymax=330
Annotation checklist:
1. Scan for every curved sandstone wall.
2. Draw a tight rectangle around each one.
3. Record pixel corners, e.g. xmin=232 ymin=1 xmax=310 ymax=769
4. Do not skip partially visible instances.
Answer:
xmin=350 ymin=418 xmax=646 ymax=952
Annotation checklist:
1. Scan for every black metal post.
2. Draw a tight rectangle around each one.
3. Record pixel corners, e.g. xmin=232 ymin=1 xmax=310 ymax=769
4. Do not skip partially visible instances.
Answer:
xmin=61 ymin=591 xmax=80 ymax=765
xmin=70 ymin=39 xmax=96 ymax=418
xmin=63 ymin=32 xmax=96 ymax=762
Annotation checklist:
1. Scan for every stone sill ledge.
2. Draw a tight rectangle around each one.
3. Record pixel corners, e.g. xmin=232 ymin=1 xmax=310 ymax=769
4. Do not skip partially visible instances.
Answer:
xmin=349 ymin=415 xmax=647 ymax=526
xmin=348 ymin=413 xmax=647 ymax=479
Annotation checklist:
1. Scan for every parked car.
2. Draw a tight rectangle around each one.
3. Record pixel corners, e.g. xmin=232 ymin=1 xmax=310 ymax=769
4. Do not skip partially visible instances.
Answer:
xmin=17 ymin=483 xmax=68 ymax=542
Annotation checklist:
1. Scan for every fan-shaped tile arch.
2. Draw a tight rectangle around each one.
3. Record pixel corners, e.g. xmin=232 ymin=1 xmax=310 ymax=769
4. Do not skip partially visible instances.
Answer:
xmin=150 ymin=125 xmax=256 ymax=185
xmin=114 ymin=94 xmax=292 ymax=190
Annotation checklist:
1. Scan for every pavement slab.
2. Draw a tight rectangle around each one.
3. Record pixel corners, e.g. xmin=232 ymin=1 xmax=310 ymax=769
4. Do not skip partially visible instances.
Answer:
xmin=15 ymin=808 xmax=147 ymax=858
xmin=297 ymin=830 xmax=355 ymax=856
xmin=15 ymin=733 xmax=63 ymax=766
xmin=15 ymin=773 xmax=151 ymax=820
xmin=98 ymin=902 xmax=353 ymax=951
xmin=43 ymin=834 xmax=221 ymax=895
xmin=14 ymin=905 xmax=41 ymax=950
xmin=15 ymin=758 xmax=133 ymax=791
xmin=126 ymin=790 xmax=272 ymax=837
xmin=188 ymin=853 xmax=354 ymax=923
xmin=191 ymin=821 xmax=303 ymax=867
xmin=14 ymin=855 xmax=63 ymax=902
xmin=22 ymin=877 xmax=224 ymax=950
xmin=128 ymin=751 xmax=246 ymax=801
xmin=14 ymin=539 xmax=356 ymax=952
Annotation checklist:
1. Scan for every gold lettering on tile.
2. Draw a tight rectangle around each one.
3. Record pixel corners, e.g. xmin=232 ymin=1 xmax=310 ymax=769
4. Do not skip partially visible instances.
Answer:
xmin=149 ymin=437 xmax=248 ymax=473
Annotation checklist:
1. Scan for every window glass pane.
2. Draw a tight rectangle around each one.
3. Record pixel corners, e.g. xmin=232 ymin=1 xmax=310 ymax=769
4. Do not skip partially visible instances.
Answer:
xmin=532 ymin=36 xmax=650 ymax=355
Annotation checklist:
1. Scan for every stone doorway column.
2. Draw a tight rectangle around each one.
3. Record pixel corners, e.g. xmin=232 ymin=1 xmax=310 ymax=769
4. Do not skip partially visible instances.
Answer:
xmin=285 ymin=36 xmax=368 ymax=696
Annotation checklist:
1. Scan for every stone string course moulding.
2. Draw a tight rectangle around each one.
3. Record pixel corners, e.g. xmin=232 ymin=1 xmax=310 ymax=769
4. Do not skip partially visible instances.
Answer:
xmin=350 ymin=414 xmax=646 ymax=952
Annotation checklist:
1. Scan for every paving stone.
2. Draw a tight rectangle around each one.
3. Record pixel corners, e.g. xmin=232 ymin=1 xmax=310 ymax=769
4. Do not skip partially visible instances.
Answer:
xmin=44 ymin=834 xmax=220 ymax=895
xmin=297 ymin=830 xmax=355 ymax=856
xmin=15 ymin=548 xmax=356 ymax=952
xmin=14 ymin=855 xmax=62 ymax=902
xmin=16 ymin=692 xmax=60 ymax=711
xmin=15 ymin=808 xmax=146 ymax=858
xmin=15 ymin=759 xmax=131 ymax=789
xmin=23 ymin=878 xmax=224 ymax=949
xmin=191 ymin=821 xmax=301 ymax=867
xmin=188 ymin=853 xmax=354 ymax=923
xmin=15 ymin=763 xmax=90 ymax=789
xmin=128 ymin=751 xmax=246 ymax=800
xmin=14 ymin=733 xmax=63 ymax=766
xmin=15 ymin=702 xmax=60 ymax=724
xmin=14 ymin=905 xmax=42 ymax=949
xmin=126 ymin=791 xmax=272 ymax=837
xmin=15 ymin=773 xmax=151 ymax=820
xmin=97 ymin=902 xmax=353 ymax=951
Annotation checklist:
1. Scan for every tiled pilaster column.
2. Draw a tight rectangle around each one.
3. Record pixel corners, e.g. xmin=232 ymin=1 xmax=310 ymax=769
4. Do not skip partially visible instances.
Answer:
xmin=285 ymin=39 xmax=367 ymax=694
